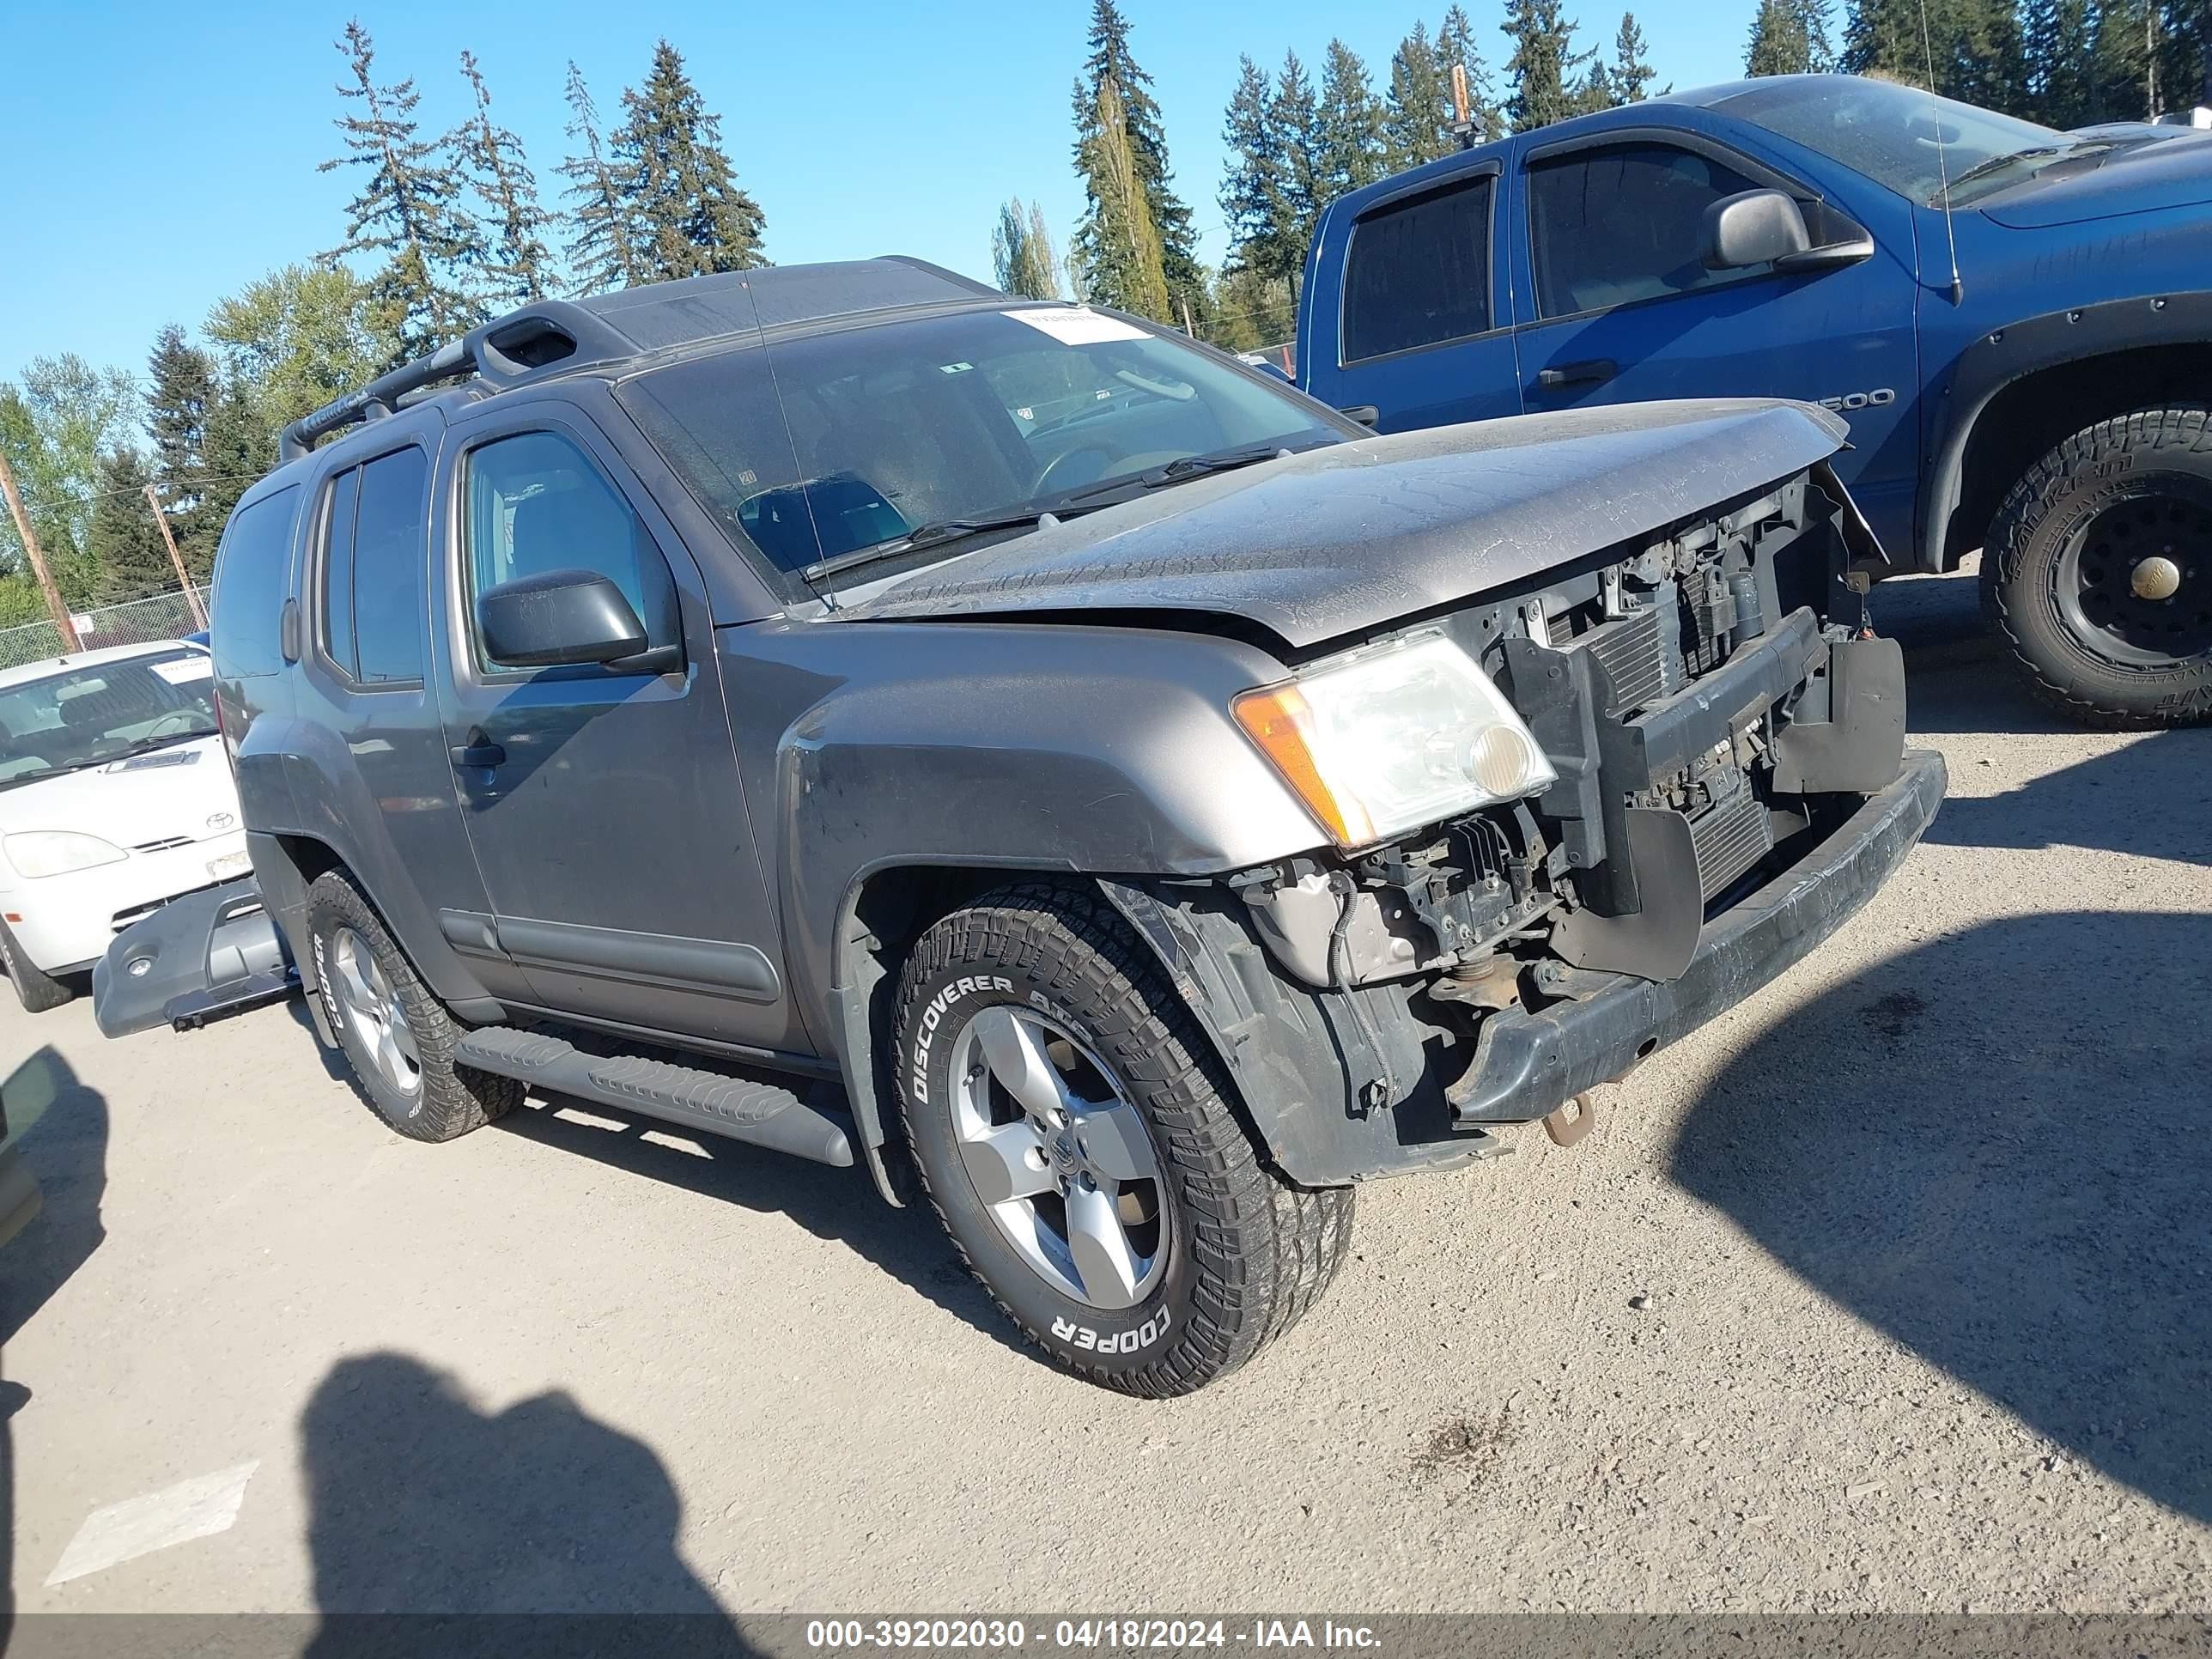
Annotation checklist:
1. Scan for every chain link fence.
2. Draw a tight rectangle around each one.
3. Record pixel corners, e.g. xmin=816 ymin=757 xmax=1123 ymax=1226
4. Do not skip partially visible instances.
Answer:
xmin=0 ymin=587 xmax=212 ymax=672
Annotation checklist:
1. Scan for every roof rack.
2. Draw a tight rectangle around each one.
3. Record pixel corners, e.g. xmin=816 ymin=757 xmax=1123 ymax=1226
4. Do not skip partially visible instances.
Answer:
xmin=276 ymin=301 xmax=632 ymax=461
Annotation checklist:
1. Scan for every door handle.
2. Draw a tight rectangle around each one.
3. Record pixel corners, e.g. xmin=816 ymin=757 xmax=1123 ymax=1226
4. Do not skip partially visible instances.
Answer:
xmin=449 ymin=738 xmax=507 ymax=769
xmin=1535 ymin=358 xmax=1617 ymax=390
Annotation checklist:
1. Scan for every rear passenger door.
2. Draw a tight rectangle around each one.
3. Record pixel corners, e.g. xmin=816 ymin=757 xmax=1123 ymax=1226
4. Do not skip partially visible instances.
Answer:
xmin=1312 ymin=165 xmax=1522 ymax=434
xmin=1511 ymin=131 xmax=1921 ymax=527
xmin=430 ymin=401 xmax=798 ymax=1054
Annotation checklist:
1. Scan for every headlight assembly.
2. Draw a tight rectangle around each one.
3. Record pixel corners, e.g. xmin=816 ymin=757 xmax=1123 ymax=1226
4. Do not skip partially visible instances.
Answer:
xmin=5 ymin=830 xmax=128 ymax=879
xmin=1233 ymin=631 xmax=1555 ymax=848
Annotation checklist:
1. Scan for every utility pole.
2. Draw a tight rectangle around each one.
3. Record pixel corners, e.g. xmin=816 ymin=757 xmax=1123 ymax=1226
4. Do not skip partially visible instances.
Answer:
xmin=0 ymin=444 xmax=82 ymax=653
xmin=1450 ymin=64 xmax=1478 ymax=150
xmin=143 ymin=484 xmax=210 ymax=629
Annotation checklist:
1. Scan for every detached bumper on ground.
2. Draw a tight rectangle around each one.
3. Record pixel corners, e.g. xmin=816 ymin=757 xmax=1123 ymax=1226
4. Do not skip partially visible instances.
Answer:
xmin=1449 ymin=747 xmax=1948 ymax=1125
xmin=90 ymin=876 xmax=295 ymax=1038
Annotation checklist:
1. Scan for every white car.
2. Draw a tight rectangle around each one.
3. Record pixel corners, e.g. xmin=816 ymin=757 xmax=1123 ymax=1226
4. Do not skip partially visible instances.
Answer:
xmin=0 ymin=640 xmax=249 ymax=1012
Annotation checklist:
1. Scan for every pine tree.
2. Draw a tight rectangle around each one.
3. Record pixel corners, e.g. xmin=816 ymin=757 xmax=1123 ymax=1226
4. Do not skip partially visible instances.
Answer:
xmin=1272 ymin=52 xmax=1325 ymax=272
xmin=558 ymin=64 xmax=643 ymax=295
xmin=1574 ymin=58 xmax=1617 ymax=112
xmin=1796 ymin=0 xmax=1839 ymax=70
xmin=196 ymin=380 xmax=267 ymax=577
xmin=1503 ymin=0 xmax=1595 ymax=131
xmin=86 ymin=448 xmax=174 ymax=602
xmin=1077 ymin=80 xmax=1173 ymax=319
xmin=144 ymin=325 xmax=215 ymax=554
xmin=1749 ymin=0 xmax=1814 ymax=73
xmin=1317 ymin=40 xmax=1389 ymax=202
xmin=1612 ymin=13 xmax=1657 ymax=98
xmin=2090 ymin=0 xmax=2152 ymax=118
xmin=2025 ymin=0 xmax=2094 ymax=122
xmin=1208 ymin=267 xmax=1297 ymax=353
xmin=1439 ymin=5 xmax=1505 ymax=140
xmin=2166 ymin=0 xmax=2209 ymax=108
xmin=1841 ymin=0 xmax=1936 ymax=88
xmin=1383 ymin=23 xmax=1452 ymax=169
xmin=613 ymin=41 xmax=766 ymax=283
xmin=992 ymin=199 xmax=1062 ymax=299
xmin=1070 ymin=2 xmax=1201 ymax=319
xmin=1222 ymin=55 xmax=1298 ymax=280
xmin=319 ymin=20 xmax=481 ymax=360
xmin=451 ymin=51 xmax=556 ymax=307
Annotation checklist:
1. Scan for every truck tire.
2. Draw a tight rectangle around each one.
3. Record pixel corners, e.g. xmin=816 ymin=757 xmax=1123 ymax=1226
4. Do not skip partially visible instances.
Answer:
xmin=893 ymin=881 xmax=1353 ymax=1396
xmin=1983 ymin=406 xmax=2212 ymax=729
xmin=0 ymin=922 xmax=72 ymax=1014
xmin=305 ymin=871 xmax=518 ymax=1142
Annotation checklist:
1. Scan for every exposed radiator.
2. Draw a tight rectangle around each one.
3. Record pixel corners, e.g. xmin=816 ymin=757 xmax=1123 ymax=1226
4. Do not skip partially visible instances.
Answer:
xmin=1688 ymin=780 xmax=1774 ymax=901
xmin=1575 ymin=605 xmax=1672 ymax=716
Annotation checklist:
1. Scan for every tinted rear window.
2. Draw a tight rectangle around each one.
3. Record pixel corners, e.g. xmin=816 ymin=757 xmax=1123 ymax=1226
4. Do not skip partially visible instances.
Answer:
xmin=1340 ymin=178 xmax=1493 ymax=363
xmin=210 ymin=485 xmax=301 ymax=679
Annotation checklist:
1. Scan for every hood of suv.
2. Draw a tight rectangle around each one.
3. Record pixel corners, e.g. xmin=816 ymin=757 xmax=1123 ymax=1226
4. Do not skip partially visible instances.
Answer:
xmin=0 ymin=737 xmax=240 ymax=852
xmin=1978 ymin=129 xmax=2212 ymax=228
xmin=838 ymin=399 xmax=1847 ymax=650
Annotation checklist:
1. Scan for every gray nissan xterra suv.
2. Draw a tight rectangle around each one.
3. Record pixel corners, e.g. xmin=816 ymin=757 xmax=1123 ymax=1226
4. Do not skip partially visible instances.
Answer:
xmin=168 ymin=258 xmax=1942 ymax=1395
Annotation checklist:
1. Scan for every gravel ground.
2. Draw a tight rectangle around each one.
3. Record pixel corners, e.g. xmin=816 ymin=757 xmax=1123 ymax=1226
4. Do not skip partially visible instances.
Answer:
xmin=3 ymin=570 xmax=2207 ymax=1620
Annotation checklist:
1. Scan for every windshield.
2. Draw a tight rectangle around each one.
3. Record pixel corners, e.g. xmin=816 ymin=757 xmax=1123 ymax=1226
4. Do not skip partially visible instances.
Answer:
xmin=617 ymin=306 xmax=1346 ymax=589
xmin=1715 ymin=77 xmax=2072 ymax=206
xmin=0 ymin=648 xmax=220 ymax=792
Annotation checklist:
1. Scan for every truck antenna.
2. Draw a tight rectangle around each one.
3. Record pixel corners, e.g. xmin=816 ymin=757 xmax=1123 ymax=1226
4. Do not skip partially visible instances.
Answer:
xmin=1918 ymin=0 xmax=1966 ymax=303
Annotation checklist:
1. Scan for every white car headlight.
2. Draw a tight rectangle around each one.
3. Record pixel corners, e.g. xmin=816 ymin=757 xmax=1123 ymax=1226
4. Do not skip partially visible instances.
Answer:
xmin=1234 ymin=631 xmax=1556 ymax=848
xmin=5 ymin=830 xmax=128 ymax=879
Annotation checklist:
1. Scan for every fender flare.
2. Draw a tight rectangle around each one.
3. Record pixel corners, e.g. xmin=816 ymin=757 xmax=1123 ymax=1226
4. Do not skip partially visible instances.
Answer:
xmin=1919 ymin=291 xmax=2212 ymax=572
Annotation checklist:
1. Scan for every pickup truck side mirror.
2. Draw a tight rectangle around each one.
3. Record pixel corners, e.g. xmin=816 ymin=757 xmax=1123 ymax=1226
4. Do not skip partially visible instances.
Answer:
xmin=477 ymin=568 xmax=653 ymax=669
xmin=1701 ymin=189 xmax=1877 ymax=277
xmin=1700 ymin=189 xmax=1812 ymax=270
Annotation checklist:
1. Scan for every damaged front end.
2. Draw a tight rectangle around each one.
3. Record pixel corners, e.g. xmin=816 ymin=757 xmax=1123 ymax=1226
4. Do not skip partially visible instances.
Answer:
xmin=1108 ymin=465 xmax=1946 ymax=1185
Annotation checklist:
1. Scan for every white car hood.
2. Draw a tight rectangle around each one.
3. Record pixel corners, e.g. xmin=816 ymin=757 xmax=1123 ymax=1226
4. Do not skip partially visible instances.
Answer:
xmin=0 ymin=737 xmax=243 ymax=853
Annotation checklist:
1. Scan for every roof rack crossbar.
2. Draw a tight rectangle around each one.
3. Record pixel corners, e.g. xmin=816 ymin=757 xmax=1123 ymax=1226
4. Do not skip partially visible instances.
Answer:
xmin=278 ymin=339 xmax=473 ymax=462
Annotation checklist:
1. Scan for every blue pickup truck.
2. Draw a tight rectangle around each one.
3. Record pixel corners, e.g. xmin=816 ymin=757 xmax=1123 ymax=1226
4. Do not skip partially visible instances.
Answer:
xmin=1297 ymin=74 xmax=2212 ymax=727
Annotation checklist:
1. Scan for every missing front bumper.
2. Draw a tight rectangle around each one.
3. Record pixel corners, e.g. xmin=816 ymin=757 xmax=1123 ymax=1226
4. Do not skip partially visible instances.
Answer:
xmin=1446 ymin=747 xmax=1947 ymax=1126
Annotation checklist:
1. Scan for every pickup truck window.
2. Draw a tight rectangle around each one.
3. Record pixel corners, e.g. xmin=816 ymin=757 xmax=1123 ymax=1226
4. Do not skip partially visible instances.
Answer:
xmin=619 ymin=307 xmax=1340 ymax=585
xmin=1714 ymin=76 xmax=2064 ymax=208
xmin=1340 ymin=177 xmax=1493 ymax=363
xmin=1528 ymin=143 xmax=1765 ymax=318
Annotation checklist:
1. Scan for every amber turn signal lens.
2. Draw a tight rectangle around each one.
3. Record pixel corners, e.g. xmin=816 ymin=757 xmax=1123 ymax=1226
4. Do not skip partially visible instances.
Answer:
xmin=1231 ymin=683 xmax=1376 ymax=848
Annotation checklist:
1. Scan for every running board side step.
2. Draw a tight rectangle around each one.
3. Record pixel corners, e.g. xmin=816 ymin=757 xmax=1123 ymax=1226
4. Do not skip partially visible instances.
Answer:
xmin=453 ymin=1026 xmax=854 ymax=1168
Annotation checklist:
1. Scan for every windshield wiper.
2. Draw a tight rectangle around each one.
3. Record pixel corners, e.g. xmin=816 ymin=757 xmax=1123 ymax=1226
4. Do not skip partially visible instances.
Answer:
xmin=802 ymin=506 xmax=1099 ymax=584
xmin=1059 ymin=441 xmax=1307 ymax=507
xmin=116 ymin=727 xmax=218 ymax=758
xmin=1935 ymin=141 xmax=2112 ymax=203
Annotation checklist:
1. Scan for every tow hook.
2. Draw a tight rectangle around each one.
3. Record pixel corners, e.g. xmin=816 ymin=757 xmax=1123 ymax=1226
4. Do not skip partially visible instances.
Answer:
xmin=1543 ymin=1091 xmax=1596 ymax=1148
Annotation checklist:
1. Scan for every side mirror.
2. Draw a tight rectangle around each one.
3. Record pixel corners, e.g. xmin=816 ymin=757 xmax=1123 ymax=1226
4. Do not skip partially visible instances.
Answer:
xmin=1699 ymin=189 xmax=1813 ymax=271
xmin=477 ymin=568 xmax=650 ymax=668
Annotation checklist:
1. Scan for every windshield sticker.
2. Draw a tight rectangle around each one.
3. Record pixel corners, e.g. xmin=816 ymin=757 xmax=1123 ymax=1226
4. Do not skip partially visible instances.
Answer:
xmin=1004 ymin=307 xmax=1149 ymax=346
xmin=149 ymin=657 xmax=214 ymax=685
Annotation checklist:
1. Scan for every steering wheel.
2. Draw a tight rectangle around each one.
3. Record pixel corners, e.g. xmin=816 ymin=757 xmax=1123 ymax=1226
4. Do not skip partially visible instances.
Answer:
xmin=141 ymin=708 xmax=201 ymax=738
xmin=1032 ymin=447 xmax=1193 ymax=499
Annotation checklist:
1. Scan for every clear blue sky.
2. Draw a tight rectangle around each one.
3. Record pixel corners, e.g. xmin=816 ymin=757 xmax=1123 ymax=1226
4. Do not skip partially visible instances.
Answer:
xmin=3 ymin=0 xmax=1759 ymax=385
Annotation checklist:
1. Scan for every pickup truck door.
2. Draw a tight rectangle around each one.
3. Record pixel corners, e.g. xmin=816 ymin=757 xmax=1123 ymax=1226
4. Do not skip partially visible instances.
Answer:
xmin=1510 ymin=125 xmax=1923 ymax=553
xmin=1303 ymin=160 xmax=1522 ymax=433
xmin=428 ymin=400 xmax=801 ymax=1057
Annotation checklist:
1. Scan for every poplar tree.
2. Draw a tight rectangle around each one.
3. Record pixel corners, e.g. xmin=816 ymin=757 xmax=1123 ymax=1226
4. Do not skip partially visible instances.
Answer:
xmin=319 ymin=19 xmax=481 ymax=360
xmin=1077 ymin=80 xmax=1173 ymax=319
xmin=1503 ymin=0 xmax=1595 ymax=131
xmin=1613 ymin=13 xmax=1657 ymax=99
xmin=1384 ymin=23 xmax=1452 ymax=168
xmin=614 ymin=40 xmax=768 ymax=283
xmin=558 ymin=63 xmax=644 ymax=295
xmin=991 ymin=200 xmax=1062 ymax=299
xmin=1070 ymin=1 xmax=1201 ymax=320
xmin=1316 ymin=40 xmax=1390 ymax=202
xmin=451 ymin=51 xmax=556 ymax=307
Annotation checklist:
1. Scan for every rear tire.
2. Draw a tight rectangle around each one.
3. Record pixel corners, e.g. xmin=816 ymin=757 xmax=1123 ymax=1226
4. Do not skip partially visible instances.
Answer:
xmin=0 ymin=923 xmax=72 ymax=1014
xmin=893 ymin=881 xmax=1353 ymax=1397
xmin=305 ymin=871 xmax=517 ymax=1141
xmin=1983 ymin=406 xmax=2212 ymax=729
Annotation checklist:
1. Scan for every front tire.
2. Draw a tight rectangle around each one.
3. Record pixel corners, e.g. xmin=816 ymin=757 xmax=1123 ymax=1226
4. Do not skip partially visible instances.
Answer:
xmin=893 ymin=882 xmax=1353 ymax=1396
xmin=0 ymin=922 xmax=72 ymax=1014
xmin=1983 ymin=406 xmax=2212 ymax=728
xmin=305 ymin=871 xmax=518 ymax=1141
